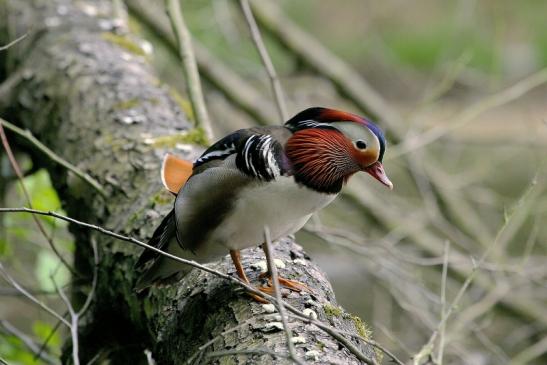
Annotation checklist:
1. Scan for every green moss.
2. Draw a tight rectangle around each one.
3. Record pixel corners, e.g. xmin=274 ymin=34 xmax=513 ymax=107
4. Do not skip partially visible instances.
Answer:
xmin=349 ymin=314 xmax=383 ymax=362
xmin=316 ymin=341 xmax=326 ymax=351
xmin=152 ymin=190 xmax=173 ymax=206
xmin=349 ymin=314 xmax=371 ymax=339
xmin=323 ymin=303 xmax=343 ymax=318
xmin=101 ymin=32 xmax=146 ymax=57
xmin=113 ymin=98 xmax=141 ymax=110
xmin=322 ymin=305 xmax=381 ymax=361
xmin=168 ymin=87 xmax=194 ymax=122
xmin=149 ymin=128 xmax=209 ymax=148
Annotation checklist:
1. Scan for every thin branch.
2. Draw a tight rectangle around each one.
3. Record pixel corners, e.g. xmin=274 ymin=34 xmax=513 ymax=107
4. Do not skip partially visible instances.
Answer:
xmin=34 ymin=318 xmax=64 ymax=363
xmin=509 ymin=336 xmax=547 ymax=365
xmin=288 ymin=312 xmax=379 ymax=365
xmin=0 ymin=121 xmax=77 ymax=275
xmin=125 ymin=0 xmax=274 ymax=126
xmin=0 ymin=263 xmax=70 ymax=327
xmin=390 ymin=67 xmax=547 ymax=158
xmin=51 ymin=276 xmax=79 ymax=365
xmin=239 ymin=0 xmax=288 ymax=123
xmin=186 ymin=316 xmax=268 ymax=364
xmin=413 ymin=176 xmax=541 ymax=365
xmin=437 ymin=241 xmax=450 ymax=365
xmin=262 ymin=226 xmax=303 ymax=365
xmin=165 ymin=0 xmax=213 ymax=141
xmin=0 ymin=207 xmax=375 ymax=363
xmin=0 ymin=31 xmax=30 ymax=51
xmin=329 ymin=327 xmax=404 ymax=365
xmin=144 ymin=349 xmax=156 ymax=365
xmin=248 ymin=0 xmax=403 ymax=131
xmin=0 ymin=118 xmax=106 ymax=197
xmin=0 ymin=320 xmax=59 ymax=365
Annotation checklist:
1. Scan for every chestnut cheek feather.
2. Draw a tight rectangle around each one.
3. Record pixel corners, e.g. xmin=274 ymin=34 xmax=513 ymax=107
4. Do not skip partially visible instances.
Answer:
xmin=286 ymin=129 xmax=360 ymax=193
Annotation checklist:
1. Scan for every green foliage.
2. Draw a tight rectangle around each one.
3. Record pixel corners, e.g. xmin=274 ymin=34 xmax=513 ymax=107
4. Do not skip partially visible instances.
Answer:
xmin=382 ymin=26 xmax=499 ymax=73
xmin=35 ymin=249 xmax=70 ymax=291
xmin=0 ymin=237 xmax=10 ymax=257
xmin=33 ymin=320 xmax=61 ymax=353
xmin=535 ymin=32 xmax=547 ymax=67
xmin=0 ymin=334 xmax=35 ymax=365
xmin=18 ymin=170 xmax=65 ymax=227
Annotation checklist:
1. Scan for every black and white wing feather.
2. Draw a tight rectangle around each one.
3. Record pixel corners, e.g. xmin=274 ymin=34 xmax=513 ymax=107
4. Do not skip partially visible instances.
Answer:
xmin=235 ymin=134 xmax=285 ymax=181
xmin=193 ymin=127 xmax=291 ymax=181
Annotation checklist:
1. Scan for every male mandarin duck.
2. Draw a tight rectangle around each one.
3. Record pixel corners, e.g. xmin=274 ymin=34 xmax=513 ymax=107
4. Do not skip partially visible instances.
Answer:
xmin=135 ymin=107 xmax=393 ymax=298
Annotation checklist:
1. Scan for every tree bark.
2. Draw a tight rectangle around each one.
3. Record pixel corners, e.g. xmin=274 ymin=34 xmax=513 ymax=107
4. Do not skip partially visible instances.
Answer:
xmin=0 ymin=0 xmax=378 ymax=364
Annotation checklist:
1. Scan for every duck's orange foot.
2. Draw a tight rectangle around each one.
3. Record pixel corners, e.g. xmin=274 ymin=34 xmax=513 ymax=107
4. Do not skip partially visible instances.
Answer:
xmin=247 ymin=289 xmax=269 ymax=304
xmin=247 ymin=284 xmax=286 ymax=303
xmin=259 ymin=273 xmax=313 ymax=294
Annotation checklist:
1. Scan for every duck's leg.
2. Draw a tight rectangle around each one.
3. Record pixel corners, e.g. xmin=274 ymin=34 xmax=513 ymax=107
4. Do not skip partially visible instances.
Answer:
xmin=258 ymin=245 xmax=313 ymax=294
xmin=230 ymin=250 xmax=269 ymax=303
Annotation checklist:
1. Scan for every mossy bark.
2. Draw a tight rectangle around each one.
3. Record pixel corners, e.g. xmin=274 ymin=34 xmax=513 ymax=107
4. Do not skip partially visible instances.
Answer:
xmin=0 ymin=0 xmax=377 ymax=364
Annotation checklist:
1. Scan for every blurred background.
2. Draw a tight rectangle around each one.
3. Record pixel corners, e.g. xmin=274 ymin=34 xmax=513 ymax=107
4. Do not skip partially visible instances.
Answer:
xmin=1 ymin=0 xmax=546 ymax=364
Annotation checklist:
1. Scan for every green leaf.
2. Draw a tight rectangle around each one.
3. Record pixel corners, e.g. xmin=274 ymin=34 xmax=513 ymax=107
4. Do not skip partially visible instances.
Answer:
xmin=34 ymin=249 xmax=70 ymax=291
xmin=32 ymin=320 xmax=61 ymax=352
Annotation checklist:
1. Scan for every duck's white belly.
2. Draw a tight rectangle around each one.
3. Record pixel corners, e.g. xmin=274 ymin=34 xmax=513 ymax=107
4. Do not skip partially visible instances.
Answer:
xmin=209 ymin=176 xmax=336 ymax=251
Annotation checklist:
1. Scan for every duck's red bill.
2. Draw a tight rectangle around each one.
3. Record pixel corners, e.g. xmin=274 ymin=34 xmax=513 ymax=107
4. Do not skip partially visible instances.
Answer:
xmin=364 ymin=162 xmax=393 ymax=190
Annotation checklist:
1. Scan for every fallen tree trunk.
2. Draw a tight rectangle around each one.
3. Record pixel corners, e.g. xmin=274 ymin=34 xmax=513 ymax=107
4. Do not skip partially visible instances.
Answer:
xmin=0 ymin=0 xmax=378 ymax=364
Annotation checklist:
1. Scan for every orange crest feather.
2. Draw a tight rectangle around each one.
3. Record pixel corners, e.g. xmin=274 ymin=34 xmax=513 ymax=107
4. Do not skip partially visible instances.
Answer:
xmin=161 ymin=154 xmax=193 ymax=194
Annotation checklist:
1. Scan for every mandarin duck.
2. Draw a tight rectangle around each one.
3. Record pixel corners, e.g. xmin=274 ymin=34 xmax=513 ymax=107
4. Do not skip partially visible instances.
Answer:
xmin=135 ymin=107 xmax=393 ymax=298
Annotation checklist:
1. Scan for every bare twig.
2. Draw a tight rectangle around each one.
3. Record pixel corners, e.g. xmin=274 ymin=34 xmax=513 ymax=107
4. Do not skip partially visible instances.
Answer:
xmin=0 ymin=31 xmax=29 ymax=51
xmin=125 ymin=0 xmax=274 ymax=126
xmin=51 ymin=276 xmax=80 ymax=365
xmin=437 ymin=241 xmax=450 ymax=365
xmin=165 ymin=0 xmax=213 ymax=141
xmin=34 ymin=318 xmax=64 ymax=363
xmin=248 ymin=0 xmax=403 ymax=131
xmin=0 ymin=121 xmax=77 ymax=275
xmin=262 ymin=226 xmax=303 ymax=365
xmin=52 ymin=238 xmax=99 ymax=365
xmin=328 ymin=327 xmax=404 ymax=365
xmin=186 ymin=317 xmax=263 ymax=364
xmin=288 ymin=312 xmax=379 ymax=365
xmin=0 ymin=207 xmax=375 ymax=363
xmin=509 ymin=336 xmax=547 ymax=365
xmin=0 ymin=320 xmax=59 ymax=365
xmin=413 ymin=176 xmax=541 ymax=365
xmin=144 ymin=349 xmax=156 ymax=365
xmin=239 ymin=0 xmax=288 ymax=123
xmin=390 ymin=67 xmax=547 ymax=158
xmin=0 ymin=118 xmax=106 ymax=197
xmin=0 ymin=263 xmax=70 ymax=327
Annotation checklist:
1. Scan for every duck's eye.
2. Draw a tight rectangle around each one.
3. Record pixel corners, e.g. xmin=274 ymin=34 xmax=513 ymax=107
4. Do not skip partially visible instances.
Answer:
xmin=355 ymin=140 xmax=367 ymax=150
